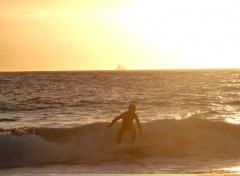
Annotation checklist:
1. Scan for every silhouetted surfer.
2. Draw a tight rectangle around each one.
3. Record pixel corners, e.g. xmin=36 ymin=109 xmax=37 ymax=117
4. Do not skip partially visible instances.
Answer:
xmin=107 ymin=104 xmax=143 ymax=144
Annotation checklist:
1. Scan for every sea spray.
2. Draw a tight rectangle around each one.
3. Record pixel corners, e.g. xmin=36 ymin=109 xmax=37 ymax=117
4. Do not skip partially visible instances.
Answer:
xmin=1 ymin=118 xmax=240 ymax=168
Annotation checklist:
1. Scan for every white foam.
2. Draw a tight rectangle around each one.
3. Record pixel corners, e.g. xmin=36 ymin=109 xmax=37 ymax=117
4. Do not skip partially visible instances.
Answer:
xmin=0 ymin=135 xmax=77 ymax=168
xmin=1 ymin=118 xmax=240 ymax=168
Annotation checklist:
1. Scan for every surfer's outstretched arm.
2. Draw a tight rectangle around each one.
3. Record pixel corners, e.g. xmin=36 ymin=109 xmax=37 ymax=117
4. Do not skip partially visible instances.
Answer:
xmin=107 ymin=114 xmax=122 ymax=128
xmin=135 ymin=115 xmax=143 ymax=139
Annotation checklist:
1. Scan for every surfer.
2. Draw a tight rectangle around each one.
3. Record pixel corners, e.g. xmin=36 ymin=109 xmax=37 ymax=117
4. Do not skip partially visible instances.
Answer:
xmin=107 ymin=104 xmax=143 ymax=144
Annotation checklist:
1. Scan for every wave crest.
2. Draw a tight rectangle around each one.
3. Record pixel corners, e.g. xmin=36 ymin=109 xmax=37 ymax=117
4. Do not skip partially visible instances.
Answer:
xmin=1 ymin=118 xmax=240 ymax=168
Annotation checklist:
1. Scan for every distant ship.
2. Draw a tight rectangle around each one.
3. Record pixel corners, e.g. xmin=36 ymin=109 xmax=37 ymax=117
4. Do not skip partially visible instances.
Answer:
xmin=117 ymin=65 xmax=126 ymax=70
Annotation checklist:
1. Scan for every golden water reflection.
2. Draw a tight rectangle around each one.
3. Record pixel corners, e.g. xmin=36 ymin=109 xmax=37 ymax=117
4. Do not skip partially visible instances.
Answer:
xmin=222 ymin=165 xmax=240 ymax=174
xmin=225 ymin=117 xmax=240 ymax=125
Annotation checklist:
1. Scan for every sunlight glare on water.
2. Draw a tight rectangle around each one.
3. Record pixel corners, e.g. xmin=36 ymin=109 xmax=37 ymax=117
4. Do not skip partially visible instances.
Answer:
xmin=222 ymin=165 xmax=240 ymax=174
xmin=225 ymin=114 xmax=240 ymax=124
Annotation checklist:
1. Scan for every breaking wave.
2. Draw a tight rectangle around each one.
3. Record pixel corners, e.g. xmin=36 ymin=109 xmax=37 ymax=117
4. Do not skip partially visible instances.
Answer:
xmin=1 ymin=117 xmax=240 ymax=168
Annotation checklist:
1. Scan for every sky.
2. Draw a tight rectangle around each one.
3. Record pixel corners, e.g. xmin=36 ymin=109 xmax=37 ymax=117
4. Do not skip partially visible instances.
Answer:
xmin=0 ymin=0 xmax=240 ymax=71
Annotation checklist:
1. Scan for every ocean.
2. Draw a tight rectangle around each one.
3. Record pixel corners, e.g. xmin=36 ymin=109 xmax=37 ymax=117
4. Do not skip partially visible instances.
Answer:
xmin=0 ymin=69 xmax=240 ymax=175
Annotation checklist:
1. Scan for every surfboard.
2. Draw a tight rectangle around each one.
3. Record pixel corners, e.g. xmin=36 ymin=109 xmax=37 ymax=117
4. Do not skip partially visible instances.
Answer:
xmin=131 ymin=142 xmax=161 ymax=150
xmin=112 ymin=142 xmax=161 ymax=154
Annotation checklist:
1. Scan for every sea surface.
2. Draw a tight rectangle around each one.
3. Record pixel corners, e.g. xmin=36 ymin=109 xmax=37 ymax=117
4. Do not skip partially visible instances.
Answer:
xmin=1 ymin=69 xmax=240 ymax=175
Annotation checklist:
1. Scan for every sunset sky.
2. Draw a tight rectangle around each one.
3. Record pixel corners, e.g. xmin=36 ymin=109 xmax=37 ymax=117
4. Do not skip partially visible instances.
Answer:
xmin=1 ymin=0 xmax=240 ymax=71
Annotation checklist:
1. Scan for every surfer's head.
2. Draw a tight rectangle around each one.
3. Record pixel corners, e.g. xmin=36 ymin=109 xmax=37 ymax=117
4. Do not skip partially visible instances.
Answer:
xmin=128 ymin=104 xmax=136 ymax=112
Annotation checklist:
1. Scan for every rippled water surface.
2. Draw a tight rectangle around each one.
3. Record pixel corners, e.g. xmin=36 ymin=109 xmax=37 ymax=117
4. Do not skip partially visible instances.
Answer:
xmin=1 ymin=69 xmax=240 ymax=174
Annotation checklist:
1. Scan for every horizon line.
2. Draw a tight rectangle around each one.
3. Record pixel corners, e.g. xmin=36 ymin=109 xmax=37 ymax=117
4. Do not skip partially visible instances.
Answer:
xmin=0 ymin=67 xmax=240 ymax=73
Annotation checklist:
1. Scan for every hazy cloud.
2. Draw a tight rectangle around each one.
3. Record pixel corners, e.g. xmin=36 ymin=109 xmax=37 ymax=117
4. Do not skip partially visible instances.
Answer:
xmin=0 ymin=9 xmax=54 ymax=20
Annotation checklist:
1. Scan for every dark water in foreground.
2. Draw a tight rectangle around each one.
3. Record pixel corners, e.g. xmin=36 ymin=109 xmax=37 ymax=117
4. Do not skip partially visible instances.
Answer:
xmin=0 ymin=69 xmax=240 ymax=174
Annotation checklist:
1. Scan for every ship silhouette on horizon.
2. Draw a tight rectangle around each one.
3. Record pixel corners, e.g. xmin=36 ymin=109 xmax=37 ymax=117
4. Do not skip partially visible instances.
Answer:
xmin=117 ymin=64 xmax=126 ymax=70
